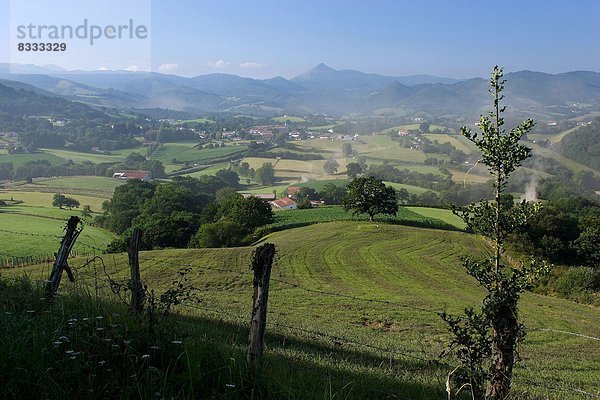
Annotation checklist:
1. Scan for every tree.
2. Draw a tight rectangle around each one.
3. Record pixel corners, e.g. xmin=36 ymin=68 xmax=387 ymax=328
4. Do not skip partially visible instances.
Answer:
xmin=192 ymin=219 xmax=245 ymax=248
xmin=227 ymin=195 xmax=274 ymax=234
xmin=52 ymin=193 xmax=80 ymax=209
xmin=395 ymin=188 xmax=410 ymax=204
xmin=342 ymin=176 xmax=397 ymax=221
xmin=342 ymin=142 xmax=353 ymax=157
xmin=346 ymin=162 xmax=363 ymax=179
xmin=256 ymin=163 xmax=275 ymax=185
xmin=323 ymin=158 xmax=339 ymax=174
xmin=419 ymin=122 xmax=430 ymax=133
xmin=215 ymin=169 xmax=240 ymax=188
xmin=294 ymin=187 xmax=318 ymax=202
xmin=81 ymin=204 xmax=92 ymax=219
xmin=442 ymin=67 xmax=547 ymax=399
xmin=319 ymin=183 xmax=347 ymax=205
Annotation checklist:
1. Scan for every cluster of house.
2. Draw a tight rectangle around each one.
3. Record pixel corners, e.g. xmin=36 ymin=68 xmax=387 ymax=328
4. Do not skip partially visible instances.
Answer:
xmin=242 ymin=186 xmax=325 ymax=210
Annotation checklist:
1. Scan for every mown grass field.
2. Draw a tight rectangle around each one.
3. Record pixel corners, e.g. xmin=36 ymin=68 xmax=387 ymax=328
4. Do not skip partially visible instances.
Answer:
xmin=7 ymin=176 xmax=125 ymax=199
xmin=268 ymin=206 xmax=459 ymax=231
xmin=151 ymin=143 xmax=247 ymax=173
xmin=41 ymin=148 xmax=126 ymax=164
xmin=5 ymin=222 xmax=598 ymax=399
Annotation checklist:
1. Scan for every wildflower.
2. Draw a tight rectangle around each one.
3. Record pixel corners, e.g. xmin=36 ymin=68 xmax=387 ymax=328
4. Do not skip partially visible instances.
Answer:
xmin=53 ymin=341 xmax=62 ymax=347
xmin=150 ymin=346 xmax=160 ymax=350
xmin=98 ymin=361 xmax=106 ymax=366
xmin=171 ymin=340 xmax=183 ymax=345
xmin=96 ymin=327 xmax=104 ymax=331
xmin=58 ymin=336 xmax=69 ymax=342
xmin=26 ymin=310 xmax=35 ymax=313
xmin=96 ymin=316 xmax=104 ymax=320
xmin=124 ymin=340 xmax=131 ymax=345
xmin=141 ymin=354 xmax=150 ymax=360
xmin=82 ymin=318 xmax=89 ymax=321
xmin=226 ymin=383 xmax=236 ymax=388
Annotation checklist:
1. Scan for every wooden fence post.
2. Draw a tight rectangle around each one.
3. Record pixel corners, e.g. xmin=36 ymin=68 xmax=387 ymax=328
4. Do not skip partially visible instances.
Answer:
xmin=46 ymin=216 xmax=82 ymax=296
xmin=246 ymin=243 xmax=276 ymax=373
xmin=128 ymin=228 xmax=144 ymax=313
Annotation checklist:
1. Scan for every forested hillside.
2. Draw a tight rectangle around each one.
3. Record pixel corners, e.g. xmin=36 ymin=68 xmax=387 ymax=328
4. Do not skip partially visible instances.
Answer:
xmin=558 ymin=121 xmax=600 ymax=170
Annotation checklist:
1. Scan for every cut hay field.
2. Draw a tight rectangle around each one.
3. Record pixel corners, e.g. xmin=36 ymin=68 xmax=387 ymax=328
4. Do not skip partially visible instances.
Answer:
xmin=151 ymin=143 xmax=247 ymax=173
xmin=6 ymin=222 xmax=598 ymax=399
xmin=294 ymin=136 xmax=427 ymax=164
xmin=243 ymin=157 xmax=347 ymax=181
xmin=6 ymin=176 xmax=125 ymax=199
xmin=268 ymin=205 xmax=459 ymax=231
xmin=41 ymin=148 xmax=126 ymax=164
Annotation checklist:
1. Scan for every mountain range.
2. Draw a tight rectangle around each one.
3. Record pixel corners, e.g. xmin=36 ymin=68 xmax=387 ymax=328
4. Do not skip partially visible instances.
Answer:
xmin=1 ymin=63 xmax=599 ymax=119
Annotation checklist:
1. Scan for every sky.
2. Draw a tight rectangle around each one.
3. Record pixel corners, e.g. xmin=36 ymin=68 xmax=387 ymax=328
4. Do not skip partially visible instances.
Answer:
xmin=1 ymin=0 xmax=599 ymax=79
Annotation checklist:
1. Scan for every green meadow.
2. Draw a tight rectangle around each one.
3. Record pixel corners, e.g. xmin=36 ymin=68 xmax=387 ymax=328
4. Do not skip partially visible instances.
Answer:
xmin=4 ymin=222 xmax=598 ymax=399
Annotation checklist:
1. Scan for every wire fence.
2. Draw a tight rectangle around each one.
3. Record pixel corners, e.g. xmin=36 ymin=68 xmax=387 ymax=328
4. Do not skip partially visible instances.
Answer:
xmin=2 ymin=226 xmax=598 ymax=398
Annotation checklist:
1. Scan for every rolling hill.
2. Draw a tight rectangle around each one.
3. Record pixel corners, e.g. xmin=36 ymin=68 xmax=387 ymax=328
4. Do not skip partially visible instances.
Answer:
xmin=5 ymin=221 xmax=599 ymax=399
xmin=3 ymin=63 xmax=598 ymax=118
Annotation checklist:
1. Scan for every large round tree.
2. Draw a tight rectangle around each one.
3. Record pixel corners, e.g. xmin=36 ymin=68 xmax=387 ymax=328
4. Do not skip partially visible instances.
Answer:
xmin=342 ymin=176 xmax=397 ymax=221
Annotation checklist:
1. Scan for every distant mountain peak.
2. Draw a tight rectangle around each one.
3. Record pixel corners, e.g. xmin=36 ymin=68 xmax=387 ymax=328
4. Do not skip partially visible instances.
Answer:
xmin=312 ymin=63 xmax=336 ymax=73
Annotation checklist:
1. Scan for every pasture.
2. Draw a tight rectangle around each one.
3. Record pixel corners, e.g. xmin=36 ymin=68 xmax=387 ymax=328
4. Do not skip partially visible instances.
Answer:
xmin=273 ymin=116 xmax=305 ymax=123
xmin=422 ymin=134 xmax=474 ymax=154
xmin=0 ymin=152 xmax=65 ymax=167
xmin=150 ymin=143 xmax=247 ymax=173
xmin=41 ymin=148 xmax=126 ymax=164
xmin=7 ymin=176 xmax=125 ymax=199
xmin=5 ymin=221 xmax=598 ymax=399
xmin=0 ymin=189 xmax=116 ymax=259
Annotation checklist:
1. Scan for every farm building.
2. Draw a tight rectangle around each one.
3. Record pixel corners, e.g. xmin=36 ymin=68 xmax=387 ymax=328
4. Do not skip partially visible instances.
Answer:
xmin=270 ymin=197 xmax=297 ymax=210
xmin=286 ymin=186 xmax=302 ymax=198
xmin=112 ymin=170 xmax=152 ymax=181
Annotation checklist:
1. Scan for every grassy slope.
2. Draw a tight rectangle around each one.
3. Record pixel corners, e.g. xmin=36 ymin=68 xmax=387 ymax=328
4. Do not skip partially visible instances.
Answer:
xmin=41 ymin=148 xmax=126 ymax=164
xmin=151 ymin=143 xmax=247 ymax=173
xmin=0 ymin=189 xmax=115 ymax=258
xmin=268 ymin=206 xmax=458 ymax=231
xmin=7 ymin=176 xmax=125 ymax=199
xmin=0 ymin=152 xmax=66 ymax=167
xmin=6 ymin=222 xmax=598 ymax=399
xmin=422 ymin=134 xmax=473 ymax=154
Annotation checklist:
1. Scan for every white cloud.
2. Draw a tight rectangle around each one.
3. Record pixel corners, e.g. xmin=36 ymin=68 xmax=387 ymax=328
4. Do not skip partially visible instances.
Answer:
xmin=98 ymin=66 xmax=109 ymax=71
xmin=207 ymin=59 xmax=229 ymax=69
xmin=240 ymin=62 xmax=266 ymax=68
xmin=158 ymin=63 xmax=179 ymax=73
xmin=124 ymin=65 xmax=139 ymax=72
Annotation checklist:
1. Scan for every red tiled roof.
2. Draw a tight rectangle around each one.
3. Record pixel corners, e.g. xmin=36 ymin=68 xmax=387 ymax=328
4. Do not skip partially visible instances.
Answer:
xmin=271 ymin=197 xmax=297 ymax=208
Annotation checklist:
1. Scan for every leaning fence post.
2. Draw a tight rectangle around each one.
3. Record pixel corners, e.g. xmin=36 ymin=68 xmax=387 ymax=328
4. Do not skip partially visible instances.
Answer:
xmin=128 ymin=228 xmax=144 ymax=313
xmin=46 ymin=216 xmax=82 ymax=296
xmin=246 ymin=243 xmax=276 ymax=373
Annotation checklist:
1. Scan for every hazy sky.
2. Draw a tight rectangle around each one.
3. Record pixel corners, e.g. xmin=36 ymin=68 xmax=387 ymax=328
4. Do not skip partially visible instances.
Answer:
xmin=1 ymin=0 xmax=599 ymax=78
